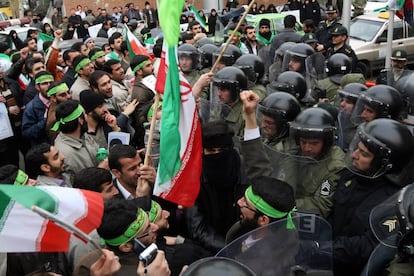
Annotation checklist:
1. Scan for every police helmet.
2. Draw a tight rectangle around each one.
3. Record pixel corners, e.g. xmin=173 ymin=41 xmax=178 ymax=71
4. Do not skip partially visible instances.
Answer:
xmin=194 ymin=37 xmax=215 ymax=48
xmin=267 ymin=71 xmax=307 ymax=101
xmin=337 ymin=83 xmax=367 ymax=104
xmin=198 ymin=44 xmax=218 ymax=69
xmin=358 ymin=84 xmax=402 ymax=120
xmin=212 ymin=44 xmax=242 ymax=67
xmin=234 ymin=54 xmax=265 ymax=84
xmin=290 ymin=107 xmax=336 ymax=151
xmin=258 ymin=92 xmax=301 ymax=139
xmin=213 ymin=66 xmax=248 ymax=102
xmin=178 ymin=43 xmax=199 ymax=71
xmin=326 ymin=53 xmax=351 ymax=82
xmin=358 ymin=118 xmax=414 ymax=175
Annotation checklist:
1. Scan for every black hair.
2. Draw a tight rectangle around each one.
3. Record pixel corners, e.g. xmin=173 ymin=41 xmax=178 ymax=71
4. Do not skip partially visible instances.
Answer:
xmin=73 ymin=167 xmax=112 ymax=192
xmin=55 ymin=100 xmax=81 ymax=133
xmin=71 ymin=41 xmax=85 ymax=52
xmin=0 ymin=164 xmax=19 ymax=184
xmin=102 ymin=59 xmax=121 ymax=74
xmin=89 ymin=70 xmax=110 ymax=90
xmin=25 ymin=143 xmax=51 ymax=178
xmin=63 ymin=48 xmax=79 ymax=62
xmin=108 ymin=144 xmax=138 ymax=171
xmin=109 ymin=32 xmax=122 ymax=46
xmin=97 ymin=199 xmax=138 ymax=241
xmin=251 ymin=176 xmax=295 ymax=213
xmin=284 ymin=15 xmax=297 ymax=28
xmin=25 ymin=57 xmax=44 ymax=74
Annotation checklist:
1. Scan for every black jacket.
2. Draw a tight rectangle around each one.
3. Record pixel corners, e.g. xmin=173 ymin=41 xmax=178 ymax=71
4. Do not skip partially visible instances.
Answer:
xmin=329 ymin=170 xmax=401 ymax=276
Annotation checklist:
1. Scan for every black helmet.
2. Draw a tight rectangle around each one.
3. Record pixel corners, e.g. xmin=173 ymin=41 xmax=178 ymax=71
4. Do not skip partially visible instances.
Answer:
xmin=290 ymin=107 xmax=336 ymax=152
xmin=267 ymin=71 xmax=307 ymax=101
xmin=357 ymin=118 xmax=414 ymax=175
xmin=213 ymin=66 xmax=248 ymax=102
xmin=327 ymin=53 xmax=351 ymax=83
xmin=212 ymin=44 xmax=242 ymax=67
xmin=283 ymin=43 xmax=315 ymax=74
xmin=234 ymin=54 xmax=265 ymax=84
xmin=258 ymin=92 xmax=301 ymax=139
xmin=178 ymin=43 xmax=199 ymax=71
xmin=181 ymin=257 xmax=255 ymax=276
xmin=274 ymin=41 xmax=295 ymax=61
xmin=358 ymin=85 xmax=402 ymax=120
xmin=337 ymin=83 xmax=367 ymax=104
xmin=198 ymin=44 xmax=218 ymax=69
xmin=395 ymin=74 xmax=414 ymax=116
xmin=194 ymin=37 xmax=215 ymax=48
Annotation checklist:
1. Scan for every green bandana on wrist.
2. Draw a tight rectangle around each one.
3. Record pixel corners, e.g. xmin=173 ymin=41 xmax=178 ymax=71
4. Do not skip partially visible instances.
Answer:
xmin=104 ymin=208 xmax=148 ymax=246
xmin=90 ymin=51 xmax=105 ymax=61
xmin=35 ymin=74 xmax=54 ymax=84
xmin=47 ymin=83 xmax=69 ymax=97
xmin=245 ymin=186 xmax=296 ymax=229
xmin=51 ymin=104 xmax=84 ymax=131
xmin=149 ymin=201 xmax=162 ymax=223
xmin=133 ymin=60 xmax=150 ymax=74
xmin=14 ymin=169 xmax=29 ymax=185
xmin=75 ymin=58 xmax=91 ymax=72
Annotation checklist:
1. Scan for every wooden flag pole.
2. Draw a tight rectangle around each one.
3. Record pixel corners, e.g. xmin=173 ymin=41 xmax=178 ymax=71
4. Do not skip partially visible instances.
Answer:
xmin=209 ymin=0 xmax=256 ymax=73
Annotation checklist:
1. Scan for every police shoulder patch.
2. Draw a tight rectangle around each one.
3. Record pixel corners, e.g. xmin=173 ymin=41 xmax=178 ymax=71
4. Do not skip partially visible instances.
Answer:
xmin=320 ymin=180 xmax=331 ymax=196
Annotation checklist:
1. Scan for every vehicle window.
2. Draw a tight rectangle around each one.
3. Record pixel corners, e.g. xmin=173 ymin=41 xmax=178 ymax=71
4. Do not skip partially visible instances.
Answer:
xmin=350 ymin=19 xmax=383 ymax=41
xmin=380 ymin=21 xmax=405 ymax=40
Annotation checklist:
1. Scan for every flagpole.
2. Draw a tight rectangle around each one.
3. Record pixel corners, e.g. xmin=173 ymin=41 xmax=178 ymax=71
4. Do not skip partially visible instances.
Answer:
xmin=31 ymin=205 xmax=105 ymax=255
xmin=144 ymin=93 xmax=160 ymax=167
xmin=136 ymin=93 xmax=160 ymax=197
xmin=209 ymin=0 xmax=256 ymax=73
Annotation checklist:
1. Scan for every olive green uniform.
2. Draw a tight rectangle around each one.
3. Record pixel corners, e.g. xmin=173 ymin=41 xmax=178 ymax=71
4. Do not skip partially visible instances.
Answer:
xmin=225 ymin=100 xmax=245 ymax=137
xmin=241 ymin=137 xmax=345 ymax=218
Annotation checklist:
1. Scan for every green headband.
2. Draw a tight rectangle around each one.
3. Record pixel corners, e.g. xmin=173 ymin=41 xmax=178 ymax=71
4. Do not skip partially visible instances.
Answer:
xmin=9 ymin=51 xmax=19 ymax=61
xmin=228 ymin=30 xmax=241 ymax=36
xmin=104 ymin=208 xmax=148 ymax=246
xmin=51 ymin=104 xmax=84 ymax=131
xmin=245 ymin=186 xmax=296 ymax=229
xmin=149 ymin=201 xmax=162 ymax=223
xmin=14 ymin=169 xmax=29 ymax=185
xmin=75 ymin=58 xmax=91 ymax=72
xmin=35 ymin=74 xmax=54 ymax=84
xmin=47 ymin=83 xmax=69 ymax=97
xmin=90 ymin=51 xmax=105 ymax=61
xmin=133 ymin=59 xmax=150 ymax=74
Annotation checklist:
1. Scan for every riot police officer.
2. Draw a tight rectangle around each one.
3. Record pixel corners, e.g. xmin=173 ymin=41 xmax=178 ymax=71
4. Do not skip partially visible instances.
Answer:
xmin=352 ymin=84 xmax=402 ymax=125
xmin=240 ymin=92 xmax=346 ymax=219
xmin=234 ymin=54 xmax=266 ymax=99
xmin=315 ymin=53 xmax=351 ymax=103
xmin=198 ymin=44 xmax=218 ymax=74
xmin=212 ymin=66 xmax=248 ymax=136
xmin=337 ymin=83 xmax=368 ymax=151
xmin=178 ymin=43 xmax=201 ymax=87
xmin=212 ymin=44 xmax=242 ymax=71
xmin=330 ymin=118 xmax=414 ymax=276
xmin=257 ymin=92 xmax=301 ymax=152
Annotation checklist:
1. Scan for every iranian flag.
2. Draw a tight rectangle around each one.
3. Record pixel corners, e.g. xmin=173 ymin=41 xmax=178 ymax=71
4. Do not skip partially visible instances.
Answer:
xmin=124 ymin=24 xmax=151 ymax=59
xmin=188 ymin=5 xmax=208 ymax=31
xmin=153 ymin=0 xmax=202 ymax=207
xmin=37 ymin=32 xmax=54 ymax=52
xmin=0 ymin=185 xmax=103 ymax=252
